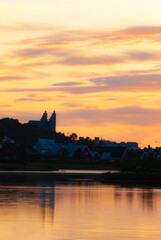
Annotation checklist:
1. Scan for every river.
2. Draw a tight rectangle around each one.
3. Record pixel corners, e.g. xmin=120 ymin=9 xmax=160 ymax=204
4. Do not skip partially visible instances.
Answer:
xmin=0 ymin=175 xmax=160 ymax=239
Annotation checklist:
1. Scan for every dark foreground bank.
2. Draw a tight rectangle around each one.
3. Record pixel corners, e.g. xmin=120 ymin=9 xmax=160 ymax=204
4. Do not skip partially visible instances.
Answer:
xmin=0 ymin=170 xmax=107 ymax=185
xmin=0 ymin=160 xmax=58 ymax=171
xmin=0 ymin=158 xmax=117 ymax=171
xmin=0 ymin=170 xmax=161 ymax=187
xmin=101 ymin=171 xmax=161 ymax=186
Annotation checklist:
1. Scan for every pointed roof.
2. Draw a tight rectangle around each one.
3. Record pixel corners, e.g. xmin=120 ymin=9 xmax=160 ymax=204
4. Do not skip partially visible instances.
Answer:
xmin=49 ymin=111 xmax=56 ymax=121
xmin=40 ymin=111 xmax=48 ymax=122
xmin=34 ymin=139 xmax=63 ymax=154
xmin=63 ymin=144 xmax=89 ymax=157
xmin=90 ymin=151 xmax=101 ymax=157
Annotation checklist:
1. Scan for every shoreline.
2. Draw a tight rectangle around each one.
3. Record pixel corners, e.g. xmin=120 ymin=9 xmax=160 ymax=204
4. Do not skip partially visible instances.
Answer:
xmin=0 ymin=170 xmax=161 ymax=187
xmin=100 ymin=171 xmax=161 ymax=186
xmin=0 ymin=169 xmax=116 ymax=174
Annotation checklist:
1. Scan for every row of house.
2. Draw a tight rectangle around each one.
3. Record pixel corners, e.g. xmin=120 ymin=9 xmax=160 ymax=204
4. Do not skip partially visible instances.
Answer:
xmin=1 ymin=136 xmax=161 ymax=163
xmin=34 ymin=139 xmax=128 ymax=162
xmin=93 ymin=137 xmax=139 ymax=149
xmin=0 ymin=137 xmax=138 ymax=162
xmin=34 ymin=139 xmax=161 ymax=163
xmin=34 ymin=139 xmax=99 ymax=161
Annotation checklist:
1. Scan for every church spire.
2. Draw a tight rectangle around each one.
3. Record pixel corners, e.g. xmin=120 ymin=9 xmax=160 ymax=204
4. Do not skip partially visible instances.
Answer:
xmin=49 ymin=111 xmax=56 ymax=132
xmin=40 ymin=111 xmax=48 ymax=122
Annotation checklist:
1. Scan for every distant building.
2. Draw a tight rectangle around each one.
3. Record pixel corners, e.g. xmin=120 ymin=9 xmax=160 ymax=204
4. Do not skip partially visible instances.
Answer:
xmin=120 ymin=142 xmax=126 ymax=146
xmin=0 ymin=141 xmax=18 ymax=160
xmin=127 ymin=142 xmax=138 ymax=149
xmin=101 ymin=152 xmax=112 ymax=161
xmin=94 ymin=145 xmax=128 ymax=161
xmin=90 ymin=151 xmax=101 ymax=162
xmin=94 ymin=137 xmax=100 ymax=142
xmin=79 ymin=137 xmax=85 ymax=141
xmin=63 ymin=144 xmax=91 ymax=161
xmin=29 ymin=111 xmax=56 ymax=132
xmin=34 ymin=140 xmax=93 ymax=161
xmin=34 ymin=139 xmax=63 ymax=155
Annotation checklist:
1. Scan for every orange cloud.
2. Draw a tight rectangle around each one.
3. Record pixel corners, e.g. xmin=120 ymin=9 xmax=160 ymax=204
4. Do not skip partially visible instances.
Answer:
xmin=0 ymin=76 xmax=28 ymax=81
xmin=2 ymin=72 xmax=161 ymax=94
xmin=57 ymin=107 xmax=161 ymax=127
xmin=13 ymin=25 xmax=161 ymax=49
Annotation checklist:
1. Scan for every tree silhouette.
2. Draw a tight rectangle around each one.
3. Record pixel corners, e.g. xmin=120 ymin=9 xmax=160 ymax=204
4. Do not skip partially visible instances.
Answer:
xmin=70 ymin=133 xmax=78 ymax=141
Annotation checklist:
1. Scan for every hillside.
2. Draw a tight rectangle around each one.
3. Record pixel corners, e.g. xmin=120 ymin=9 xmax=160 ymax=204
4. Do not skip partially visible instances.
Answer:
xmin=0 ymin=118 xmax=56 ymax=146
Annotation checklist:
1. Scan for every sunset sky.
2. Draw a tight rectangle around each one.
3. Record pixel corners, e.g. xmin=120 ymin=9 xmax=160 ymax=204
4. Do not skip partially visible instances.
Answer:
xmin=1 ymin=0 xmax=161 ymax=146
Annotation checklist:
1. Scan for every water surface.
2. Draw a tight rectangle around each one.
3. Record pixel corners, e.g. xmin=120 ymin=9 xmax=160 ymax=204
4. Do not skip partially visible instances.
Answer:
xmin=0 ymin=177 xmax=161 ymax=240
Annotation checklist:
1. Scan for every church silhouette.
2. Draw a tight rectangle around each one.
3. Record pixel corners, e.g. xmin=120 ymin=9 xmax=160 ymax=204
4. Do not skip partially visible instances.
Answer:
xmin=29 ymin=111 xmax=56 ymax=132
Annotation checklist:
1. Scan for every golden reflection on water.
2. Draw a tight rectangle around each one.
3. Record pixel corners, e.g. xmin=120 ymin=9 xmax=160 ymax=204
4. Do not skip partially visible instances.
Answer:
xmin=0 ymin=181 xmax=161 ymax=239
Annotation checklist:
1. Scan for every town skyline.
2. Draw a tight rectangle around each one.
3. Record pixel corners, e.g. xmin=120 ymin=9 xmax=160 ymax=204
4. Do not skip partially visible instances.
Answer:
xmin=0 ymin=112 xmax=155 ymax=149
xmin=1 ymin=0 xmax=161 ymax=147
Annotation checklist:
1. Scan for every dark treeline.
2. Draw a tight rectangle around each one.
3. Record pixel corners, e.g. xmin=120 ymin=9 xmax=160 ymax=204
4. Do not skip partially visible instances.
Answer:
xmin=0 ymin=118 xmax=97 ymax=170
xmin=0 ymin=118 xmax=67 ymax=146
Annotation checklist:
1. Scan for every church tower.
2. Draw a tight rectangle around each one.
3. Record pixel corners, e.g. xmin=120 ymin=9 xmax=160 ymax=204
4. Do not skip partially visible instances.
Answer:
xmin=49 ymin=111 xmax=56 ymax=132
xmin=29 ymin=110 xmax=56 ymax=132
xmin=40 ymin=111 xmax=48 ymax=123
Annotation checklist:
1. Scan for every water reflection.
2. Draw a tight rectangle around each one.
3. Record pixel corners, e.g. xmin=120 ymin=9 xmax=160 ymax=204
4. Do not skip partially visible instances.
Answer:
xmin=113 ymin=185 xmax=157 ymax=212
xmin=138 ymin=189 xmax=154 ymax=211
xmin=0 ymin=177 xmax=161 ymax=239
xmin=126 ymin=190 xmax=134 ymax=206
xmin=114 ymin=186 xmax=122 ymax=204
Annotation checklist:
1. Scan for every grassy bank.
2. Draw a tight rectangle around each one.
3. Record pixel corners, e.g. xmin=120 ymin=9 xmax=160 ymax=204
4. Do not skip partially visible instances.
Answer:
xmin=0 ymin=160 xmax=58 ymax=171
xmin=54 ymin=162 xmax=116 ymax=170
xmin=0 ymin=160 xmax=117 ymax=171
